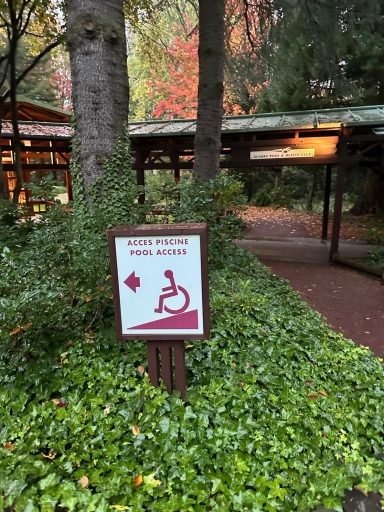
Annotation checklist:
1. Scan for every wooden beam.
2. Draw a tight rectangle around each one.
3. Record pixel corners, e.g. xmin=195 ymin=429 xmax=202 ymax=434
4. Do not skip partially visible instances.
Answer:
xmin=2 ymin=163 xmax=69 ymax=171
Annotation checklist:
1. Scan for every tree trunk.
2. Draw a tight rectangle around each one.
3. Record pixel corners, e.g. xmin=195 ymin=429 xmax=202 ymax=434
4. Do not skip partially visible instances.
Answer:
xmin=66 ymin=0 xmax=129 ymax=207
xmin=7 ymin=4 xmax=23 ymax=205
xmin=0 ymin=155 xmax=6 ymax=200
xmin=193 ymin=0 xmax=225 ymax=180
xmin=273 ymin=167 xmax=282 ymax=188
xmin=350 ymin=168 xmax=384 ymax=215
xmin=10 ymin=79 xmax=23 ymax=205
xmin=307 ymin=168 xmax=320 ymax=211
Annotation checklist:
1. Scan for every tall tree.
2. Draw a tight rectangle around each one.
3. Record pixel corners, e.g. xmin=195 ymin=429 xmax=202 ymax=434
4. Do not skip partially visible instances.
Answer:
xmin=193 ymin=0 xmax=225 ymax=180
xmin=0 ymin=0 xmax=63 ymax=202
xmin=66 ymin=0 xmax=129 ymax=208
xmin=258 ymin=0 xmax=384 ymax=111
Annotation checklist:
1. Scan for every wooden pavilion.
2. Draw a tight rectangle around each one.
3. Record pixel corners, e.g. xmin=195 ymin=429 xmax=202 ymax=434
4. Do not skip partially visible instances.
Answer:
xmin=1 ymin=99 xmax=384 ymax=260
xmin=0 ymin=97 xmax=72 ymax=213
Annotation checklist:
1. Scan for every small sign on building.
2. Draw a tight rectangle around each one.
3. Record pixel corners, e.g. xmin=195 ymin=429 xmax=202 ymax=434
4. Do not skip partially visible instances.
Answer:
xmin=250 ymin=146 xmax=315 ymax=159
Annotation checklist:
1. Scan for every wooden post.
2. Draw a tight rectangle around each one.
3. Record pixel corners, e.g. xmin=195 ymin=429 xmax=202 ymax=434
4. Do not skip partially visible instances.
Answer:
xmin=321 ymin=164 xmax=332 ymax=240
xmin=65 ymin=170 xmax=73 ymax=201
xmin=330 ymin=129 xmax=348 ymax=261
xmin=147 ymin=340 xmax=186 ymax=399
xmin=135 ymin=150 xmax=145 ymax=205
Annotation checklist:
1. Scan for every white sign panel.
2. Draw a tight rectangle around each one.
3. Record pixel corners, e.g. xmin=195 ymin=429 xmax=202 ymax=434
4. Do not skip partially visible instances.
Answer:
xmin=108 ymin=224 xmax=209 ymax=340
xmin=250 ymin=147 xmax=315 ymax=159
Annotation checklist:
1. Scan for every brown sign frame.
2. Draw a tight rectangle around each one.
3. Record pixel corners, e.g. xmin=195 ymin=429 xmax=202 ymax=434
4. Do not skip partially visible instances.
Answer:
xmin=108 ymin=223 xmax=210 ymax=341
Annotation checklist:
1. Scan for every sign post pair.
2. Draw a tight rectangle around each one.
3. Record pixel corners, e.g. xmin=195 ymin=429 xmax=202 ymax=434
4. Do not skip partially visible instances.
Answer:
xmin=108 ymin=223 xmax=210 ymax=398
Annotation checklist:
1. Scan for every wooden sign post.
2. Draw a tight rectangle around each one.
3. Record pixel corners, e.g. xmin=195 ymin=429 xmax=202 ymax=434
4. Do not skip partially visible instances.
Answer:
xmin=108 ymin=223 xmax=210 ymax=398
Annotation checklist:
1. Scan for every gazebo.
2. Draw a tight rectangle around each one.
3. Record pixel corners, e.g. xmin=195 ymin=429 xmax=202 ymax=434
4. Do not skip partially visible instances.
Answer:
xmin=0 ymin=97 xmax=72 ymax=213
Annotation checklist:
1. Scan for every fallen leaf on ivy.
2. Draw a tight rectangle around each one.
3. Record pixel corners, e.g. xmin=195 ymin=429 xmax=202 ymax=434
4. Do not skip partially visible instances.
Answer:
xmin=42 ymin=449 xmax=56 ymax=460
xmin=84 ymin=296 xmax=92 ymax=302
xmin=4 ymin=441 xmax=14 ymax=450
xmin=132 ymin=425 xmax=140 ymax=435
xmin=110 ymin=506 xmax=131 ymax=511
xmin=137 ymin=365 xmax=145 ymax=375
xmin=143 ymin=472 xmax=161 ymax=488
xmin=79 ymin=475 xmax=89 ymax=488
xmin=132 ymin=475 xmax=143 ymax=489
xmin=10 ymin=327 xmax=22 ymax=335
xmin=60 ymin=352 xmax=69 ymax=365
xmin=10 ymin=323 xmax=33 ymax=335
xmin=308 ymin=394 xmax=318 ymax=400
xmin=52 ymin=398 xmax=68 ymax=408
xmin=318 ymin=390 xmax=328 ymax=398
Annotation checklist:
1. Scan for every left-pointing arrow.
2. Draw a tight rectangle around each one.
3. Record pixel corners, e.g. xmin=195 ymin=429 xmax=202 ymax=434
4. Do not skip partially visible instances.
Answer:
xmin=124 ymin=271 xmax=141 ymax=293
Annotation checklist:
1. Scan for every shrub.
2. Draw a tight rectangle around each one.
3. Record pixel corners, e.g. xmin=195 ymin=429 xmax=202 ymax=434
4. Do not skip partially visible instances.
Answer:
xmin=252 ymin=183 xmax=295 ymax=208
xmin=171 ymin=172 xmax=246 ymax=269
xmin=1 ymin=246 xmax=384 ymax=511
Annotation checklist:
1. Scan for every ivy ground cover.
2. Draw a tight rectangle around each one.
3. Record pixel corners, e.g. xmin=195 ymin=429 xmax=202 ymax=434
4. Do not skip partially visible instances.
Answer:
xmin=1 ymin=248 xmax=384 ymax=511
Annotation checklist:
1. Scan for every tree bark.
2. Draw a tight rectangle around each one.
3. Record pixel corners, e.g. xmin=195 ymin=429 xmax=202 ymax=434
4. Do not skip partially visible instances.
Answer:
xmin=193 ymin=0 xmax=225 ymax=180
xmin=350 ymin=168 xmax=384 ymax=215
xmin=273 ymin=167 xmax=282 ymax=188
xmin=66 ymin=0 xmax=129 ymax=206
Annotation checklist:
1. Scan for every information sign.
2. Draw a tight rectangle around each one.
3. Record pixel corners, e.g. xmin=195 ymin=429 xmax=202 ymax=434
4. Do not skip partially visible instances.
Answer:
xmin=250 ymin=146 xmax=315 ymax=159
xmin=108 ymin=223 xmax=210 ymax=340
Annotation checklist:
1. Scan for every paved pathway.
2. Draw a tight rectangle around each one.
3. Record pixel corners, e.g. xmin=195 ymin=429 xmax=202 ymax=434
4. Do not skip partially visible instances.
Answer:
xmin=239 ymin=221 xmax=384 ymax=357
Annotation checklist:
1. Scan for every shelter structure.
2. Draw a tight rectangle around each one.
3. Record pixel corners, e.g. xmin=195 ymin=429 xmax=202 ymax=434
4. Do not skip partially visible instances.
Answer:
xmin=0 ymin=97 xmax=71 ymax=213
xmin=1 ymin=99 xmax=384 ymax=260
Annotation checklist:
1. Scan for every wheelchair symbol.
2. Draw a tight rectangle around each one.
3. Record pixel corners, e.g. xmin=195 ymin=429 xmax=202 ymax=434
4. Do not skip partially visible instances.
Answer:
xmin=154 ymin=269 xmax=190 ymax=315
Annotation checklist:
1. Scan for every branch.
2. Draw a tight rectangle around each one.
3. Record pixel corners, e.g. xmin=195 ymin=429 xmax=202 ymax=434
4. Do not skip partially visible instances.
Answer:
xmin=242 ymin=0 xmax=260 ymax=54
xmin=0 ymin=11 xmax=9 ymax=26
xmin=19 ymin=0 xmax=39 ymax=39
xmin=1 ymin=36 xmax=63 ymax=102
xmin=0 ymin=58 xmax=10 ymax=92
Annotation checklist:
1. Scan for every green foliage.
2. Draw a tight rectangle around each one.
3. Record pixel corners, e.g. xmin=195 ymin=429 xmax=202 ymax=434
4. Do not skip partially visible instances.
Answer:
xmin=171 ymin=173 xmax=246 ymax=268
xmin=145 ymin=171 xmax=178 ymax=208
xmin=361 ymin=247 xmax=384 ymax=271
xmin=0 ymin=132 xmax=143 ymax=362
xmin=1 ymin=244 xmax=384 ymax=510
xmin=0 ymin=207 xmax=113 ymax=362
xmin=252 ymin=183 xmax=295 ymax=209
xmin=26 ymin=175 xmax=58 ymax=201
xmin=1 ymin=162 xmax=384 ymax=510
xmin=258 ymin=0 xmax=384 ymax=112
xmin=0 ymin=199 xmax=36 ymax=251
xmin=71 ymin=129 xmax=145 ymax=231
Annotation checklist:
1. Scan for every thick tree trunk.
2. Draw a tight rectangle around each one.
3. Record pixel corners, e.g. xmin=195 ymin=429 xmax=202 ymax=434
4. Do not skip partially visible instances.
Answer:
xmin=350 ymin=168 xmax=384 ymax=215
xmin=193 ymin=0 xmax=225 ymax=180
xmin=66 ymin=0 xmax=129 ymax=206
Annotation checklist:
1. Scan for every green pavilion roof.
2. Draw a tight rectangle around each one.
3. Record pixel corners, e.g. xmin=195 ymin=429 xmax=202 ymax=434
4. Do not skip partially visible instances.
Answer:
xmin=2 ymin=103 xmax=384 ymax=139
xmin=129 ymin=105 xmax=384 ymax=137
